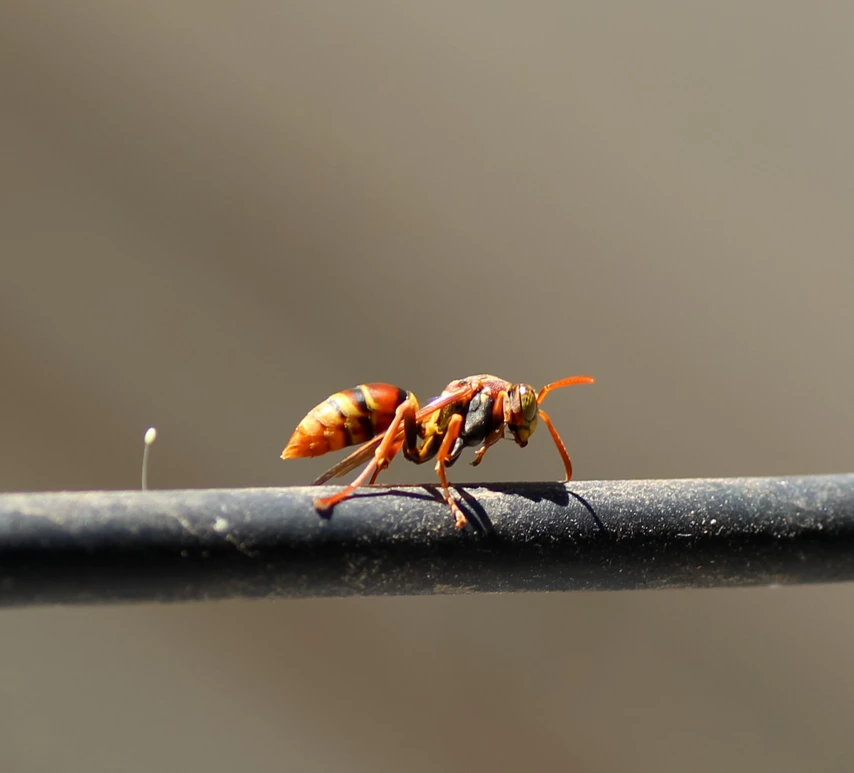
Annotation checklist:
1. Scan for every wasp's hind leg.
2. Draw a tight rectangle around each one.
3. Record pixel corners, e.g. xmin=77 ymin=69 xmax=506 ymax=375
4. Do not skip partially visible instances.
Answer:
xmin=369 ymin=402 xmax=438 ymax=482
xmin=313 ymin=396 xmax=418 ymax=511
xmin=367 ymin=437 xmax=405 ymax=484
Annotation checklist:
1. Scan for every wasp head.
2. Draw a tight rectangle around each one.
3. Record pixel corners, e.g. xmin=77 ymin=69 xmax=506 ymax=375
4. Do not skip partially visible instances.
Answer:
xmin=505 ymin=383 xmax=539 ymax=446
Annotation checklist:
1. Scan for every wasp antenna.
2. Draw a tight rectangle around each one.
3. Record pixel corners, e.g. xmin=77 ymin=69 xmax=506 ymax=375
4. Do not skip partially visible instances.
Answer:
xmin=142 ymin=427 xmax=157 ymax=491
xmin=537 ymin=375 xmax=595 ymax=404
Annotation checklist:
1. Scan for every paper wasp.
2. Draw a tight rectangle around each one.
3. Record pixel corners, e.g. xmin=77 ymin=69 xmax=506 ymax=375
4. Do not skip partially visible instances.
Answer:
xmin=282 ymin=374 xmax=595 ymax=529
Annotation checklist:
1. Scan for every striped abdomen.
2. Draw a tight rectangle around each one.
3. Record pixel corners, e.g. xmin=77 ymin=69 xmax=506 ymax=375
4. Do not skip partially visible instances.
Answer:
xmin=282 ymin=383 xmax=410 ymax=459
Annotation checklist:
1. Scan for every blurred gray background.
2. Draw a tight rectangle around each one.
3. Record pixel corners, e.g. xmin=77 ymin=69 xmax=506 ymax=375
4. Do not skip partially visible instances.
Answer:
xmin=2 ymin=2 xmax=853 ymax=772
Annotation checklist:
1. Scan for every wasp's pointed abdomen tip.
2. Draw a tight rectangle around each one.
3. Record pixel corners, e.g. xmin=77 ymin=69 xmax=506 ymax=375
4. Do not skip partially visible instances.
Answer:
xmin=281 ymin=434 xmax=304 ymax=459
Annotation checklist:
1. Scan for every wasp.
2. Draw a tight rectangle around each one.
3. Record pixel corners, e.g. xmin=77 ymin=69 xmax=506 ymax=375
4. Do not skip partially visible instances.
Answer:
xmin=282 ymin=374 xmax=595 ymax=529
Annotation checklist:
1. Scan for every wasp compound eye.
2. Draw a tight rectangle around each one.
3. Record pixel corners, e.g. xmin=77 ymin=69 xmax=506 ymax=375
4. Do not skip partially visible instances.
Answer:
xmin=519 ymin=385 xmax=538 ymax=423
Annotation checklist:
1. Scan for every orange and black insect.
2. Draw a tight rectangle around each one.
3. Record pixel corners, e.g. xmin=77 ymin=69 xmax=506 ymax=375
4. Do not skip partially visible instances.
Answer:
xmin=282 ymin=374 xmax=595 ymax=529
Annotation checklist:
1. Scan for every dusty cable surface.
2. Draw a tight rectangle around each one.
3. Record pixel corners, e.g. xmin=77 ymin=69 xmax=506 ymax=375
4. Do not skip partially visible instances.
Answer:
xmin=0 ymin=474 xmax=852 ymax=606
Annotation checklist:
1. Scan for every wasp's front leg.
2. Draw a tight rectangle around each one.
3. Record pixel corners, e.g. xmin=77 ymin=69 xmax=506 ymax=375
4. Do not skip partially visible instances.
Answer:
xmin=470 ymin=427 xmax=503 ymax=467
xmin=470 ymin=389 xmax=506 ymax=468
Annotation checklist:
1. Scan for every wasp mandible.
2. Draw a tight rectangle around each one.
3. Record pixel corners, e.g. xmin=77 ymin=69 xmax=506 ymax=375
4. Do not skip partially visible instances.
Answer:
xmin=282 ymin=374 xmax=595 ymax=529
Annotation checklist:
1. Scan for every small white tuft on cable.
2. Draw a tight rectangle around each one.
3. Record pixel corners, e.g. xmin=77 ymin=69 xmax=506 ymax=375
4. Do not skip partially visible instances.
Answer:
xmin=142 ymin=427 xmax=157 ymax=491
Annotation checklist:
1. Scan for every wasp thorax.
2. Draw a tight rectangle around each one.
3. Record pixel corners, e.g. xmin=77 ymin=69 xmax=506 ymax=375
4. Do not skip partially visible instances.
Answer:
xmin=506 ymin=383 xmax=539 ymax=446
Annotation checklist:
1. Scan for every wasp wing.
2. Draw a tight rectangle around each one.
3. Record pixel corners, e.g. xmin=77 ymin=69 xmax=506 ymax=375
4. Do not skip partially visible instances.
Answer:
xmin=311 ymin=383 xmax=477 ymax=485
xmin=312 ymin=435 xmax=386 ymax=485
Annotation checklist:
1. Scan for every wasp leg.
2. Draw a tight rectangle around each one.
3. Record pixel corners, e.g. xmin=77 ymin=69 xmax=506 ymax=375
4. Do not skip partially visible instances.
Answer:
xmin=368 ymin=437 xmax=404 ymax=484
xmin=314 ymin=398 xmax=416 ymax=511
xmin=471 ymin=389 xmax=506 ymax=467
xmin=402 ymin=430 xmax=442 ymax=464
xmin=538 ymin=408 xmax=574 ymax=481
xmin=470 ymin=427 xmax=503 ymax=467
xmin=434 ymin=413 xmax=468 ymax=529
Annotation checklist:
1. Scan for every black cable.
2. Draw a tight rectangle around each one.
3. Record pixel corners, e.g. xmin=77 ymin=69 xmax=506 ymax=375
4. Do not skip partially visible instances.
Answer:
xmin=0 ymin=474 xmax=852 ymax=605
